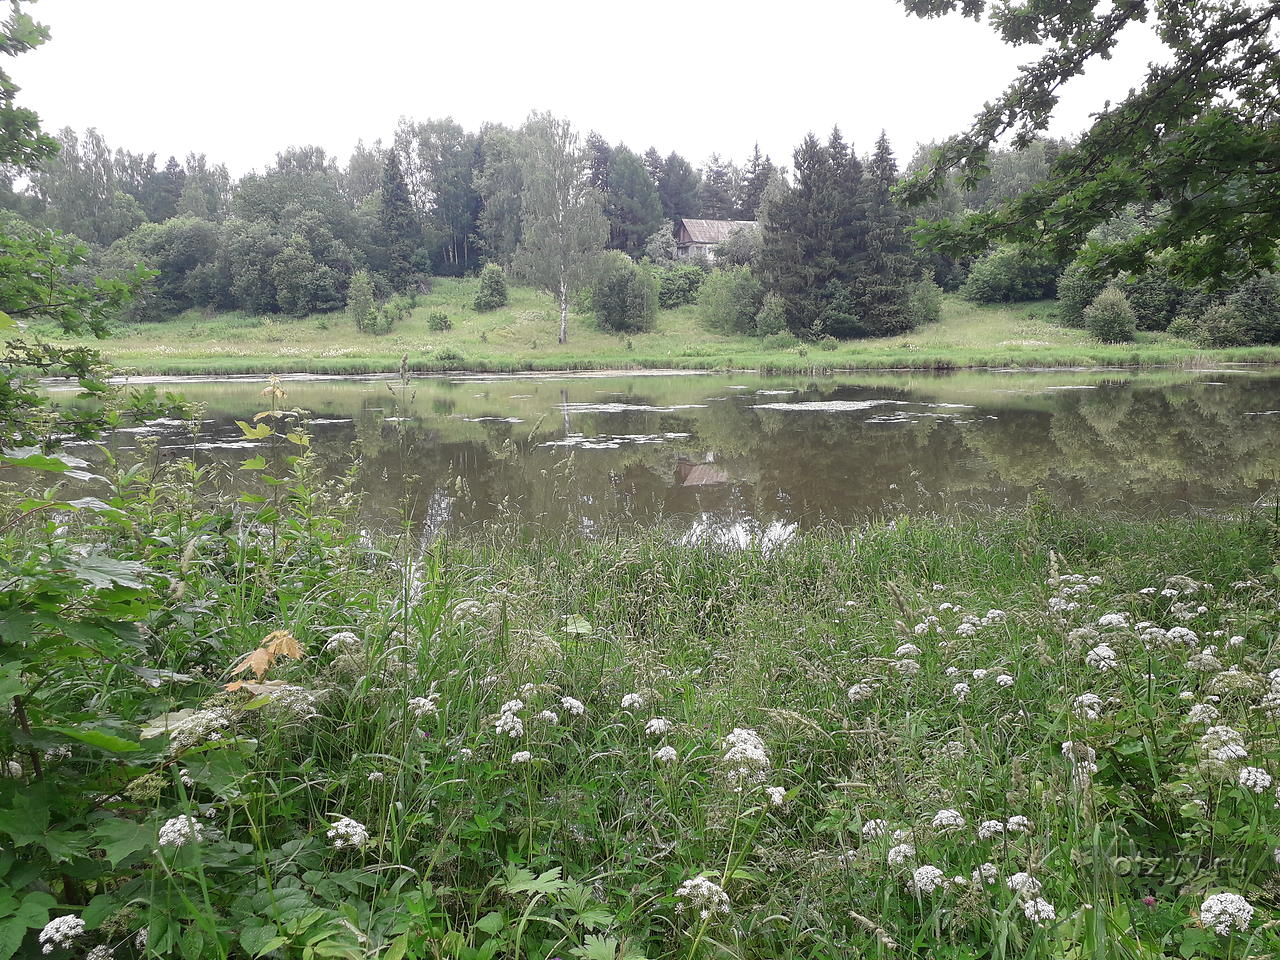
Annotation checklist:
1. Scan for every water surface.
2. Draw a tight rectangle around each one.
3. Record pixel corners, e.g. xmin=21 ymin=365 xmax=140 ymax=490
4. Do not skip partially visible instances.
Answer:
xmin=65 ymin=368 xmax=1280 ymax=540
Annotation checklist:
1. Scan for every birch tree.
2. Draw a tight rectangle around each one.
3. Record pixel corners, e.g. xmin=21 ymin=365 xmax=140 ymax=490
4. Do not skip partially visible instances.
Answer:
xmin=514 ymin=112 xmax=607 ymax=344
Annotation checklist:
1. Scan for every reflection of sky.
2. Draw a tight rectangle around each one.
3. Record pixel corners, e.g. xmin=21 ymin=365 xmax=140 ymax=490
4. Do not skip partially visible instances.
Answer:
xmin=46 ymin=369 xmax=1280 ymax=538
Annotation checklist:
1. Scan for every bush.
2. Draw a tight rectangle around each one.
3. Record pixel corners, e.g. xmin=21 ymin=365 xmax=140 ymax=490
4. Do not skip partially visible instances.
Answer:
xmin=1056 ymin=262 xmax=1107 ymax=328
xmin=1227 ymin=273 xmax=1280 ymax=344
xmin=1083 ymin=284 xmax=1137 ymax=343
xmin=347 ymin=270 xmax=376 ymax=332
xmin=905 ymin=274 xmax=943 ymax=326
xmin=754 ymin=292 xmax=787 ymax=337
xmin=1124 ymin=264 xmax=1184 ymax=331
xmin=1165 ymin=314 xmax=1200 ymax=341
xmin=591 ymin=251 xmax=658 ymax=333
xmin=427 ymin=310 xmax=451 ymax=331
xmin=1191 ymin=304 xmax=1251 ymax=347
xmin=473 ymin=263 xmax=509 ymax=311
xmin=656 ymin=263 xmax=705 ymax=309
xmin=642 ymin=229 xmax=676 ymax=263
xmin=761 ymin=329 xmax=800 ymax=350
xmin=714 ymin=224 xmax=762 ymax=268
xmin=698 ymin=266 xmax=763 ymax=335
xmin=960 ymin=244 xmax=1060 ymax=303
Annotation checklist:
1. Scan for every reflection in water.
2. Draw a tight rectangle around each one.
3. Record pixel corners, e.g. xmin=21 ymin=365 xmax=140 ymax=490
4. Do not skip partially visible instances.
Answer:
xmin=60 ymin=368 xmax=1280 ymax=538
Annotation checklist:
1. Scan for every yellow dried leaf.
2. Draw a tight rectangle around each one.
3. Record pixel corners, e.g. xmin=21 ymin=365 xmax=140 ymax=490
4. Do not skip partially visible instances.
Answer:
xmin=262 ymin=629 xmax=303 ymax=660
xmin=229 ymin=646 xmax=274 ymax=680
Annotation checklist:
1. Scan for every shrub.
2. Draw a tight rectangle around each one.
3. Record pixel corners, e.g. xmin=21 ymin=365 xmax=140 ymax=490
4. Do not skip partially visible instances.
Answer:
xmin=1165 ymin=314 xmax=1200 ymax=341
xmin=754 ymin=292 xmax=787 ymax=337
xmin=761 ymin=329 xmax=800 ymax=350
xmin=714 ymin=224 xmax=762 ymax=268
xmin=1192 ymin=304 xmax=1251 ymax=347
xmin=347 ymin=269 xmax=376 ymax=332
xmin=905 ymin=274 xmax=944 ymax=326
xmin=473 ymin=263 xmax=509 ymax=312
xmin=1227 ymin=273 xmax=1280 ymax=344
xmin=698 ymin=266 xmax=763 ymax=335
xmin=591 ymin=251 xmax=658 ymax=333
xmin=960 ymin=244 xmax=1060 ymax=303
xmin=1083 ymin=284 xmax=1137 ymax=343
xmin=427 ymin=310 xmax=451 ymax=331
xmin=642 ymin=228 xmax=676 ymax=263
xmin=1056 ymin=262 xmax=1106 ymax=328
xmin=1124 ymin=264 xmax=1184 ymax=331
xmin=656 ymin=263 xmax=705 ymax=308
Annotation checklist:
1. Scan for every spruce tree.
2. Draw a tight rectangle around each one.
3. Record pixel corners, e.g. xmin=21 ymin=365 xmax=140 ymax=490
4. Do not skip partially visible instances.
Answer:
xmin=858 ymin=132 xmax=917 ymax=334
xmin=604 ymin=146 xmax=665 ymax=257
xmin=657 ymin=152 xmax=699 ymax=220
xmin=379 ymin=150 xmax=420 ymax=289
xmin=585 ymin=132 xmax=612 ymax=193
xmin=697 ymin=154 xmax=735 ymax=220
xmin=739 ymin=143 xmax=776 ymax=219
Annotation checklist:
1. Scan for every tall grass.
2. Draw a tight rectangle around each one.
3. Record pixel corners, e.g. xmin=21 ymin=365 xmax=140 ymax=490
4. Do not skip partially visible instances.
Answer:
xmin=6 ymin=435 xmax=1280 ymax=960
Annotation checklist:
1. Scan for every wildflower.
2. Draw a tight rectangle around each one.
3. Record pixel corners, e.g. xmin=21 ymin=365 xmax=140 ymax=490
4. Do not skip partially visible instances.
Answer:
xmin=861 ymin=818 xmax=888 ymax=840
xmin=1185 ymin=703 xmax=1219 ymax=724
xmin=886 ymin=843 xmax=915 ymax=866
xmin=1187 ymin=651 xmax=1223 ymax=673
xmin=654 ymin=745 xmax=678 ymax=764
xmin=931 ymin=808 xmax=966 ymax=832
xmin=511 ymin=750 xmax=532 ymax=764
xmin=984 ymin=609 xmax=1006 ymax=623
xmin=645 ymin=717 xmax=672 ymax=736
xmin=1200 ymin=725 xmax=1248 ymax=766
xmin=620 ymin=693 xmax=645 ymax=710
xmin=1167 ymin=626 xmax=1198 ymax=645
xmin=1139 ymin=586 xmax=1156 ymax=596
xmin=951 ymin=682 xmax=971 ymax=701
xmin=408 ymin=695 xmax=439 ymax=717
xmin=1005 ymin=815 xmax=1033 ymax=833
xmin=168 ymin=708 xmax=233 ymax=752
xmin=157 ymin=815 xmax=204 ymax=848
xmin=765 ymin=785 xmax=786 ymax=806
xmin=971 ymin=668 xmax=988 ymax=681
xmin=847 ymin=682 xmax=877 ymax=702
xmin=895 ymin=643 xmax=922 ymax=658
xmin=995 ymin=673 xmax=1015 ymax=687
xmin=1200 ymin=893 xmax=1253 ymax=935
xmin=910 ymin=865 xmax=945 ymax=894
xmin=499 ymin=698 xmax=524 ymax=714
xmin=972 ymin=862 xmax=998 ymax=885
xmin=1006 ymin=872 xmax=1042 ymax=896
xmin=1237 ymin=767 xmax=1272 ymax=793
xmin=495 ymin=711 xmax=524 ymax=738
xmin=1073 ymin=693 xmax=1103 ymax=720
xmin=1085 ymin=644 xmax=1119 ymax=672
xmin=955 ymin=622 xmax=978 ymax=638
xmin=1061 ymin=741 xmax=1099 ymax=786
xmin=675 ymin=875 xmax=730 ymax=920
xmin=977 ymin=819 xmax=1005 ymax=840
xmin=1097 ymin=613 xmax=1129 ymax=629
xmin=39 ymin=916 xmax=86 ymax=955
xmin=1022 ymin=898 xmax=1057 ymax=926
xmin=721 ymin=728 xmax=770 ymax=791
xmin=86 ymin=947 xmax=114 ymax=960
xmin=560 ymin=696 xmax=585 ymax=716
xmin=893 ymin=659 xmax=921 ymax=675
xmin=327 ymin=817 xmax=370 ymax=850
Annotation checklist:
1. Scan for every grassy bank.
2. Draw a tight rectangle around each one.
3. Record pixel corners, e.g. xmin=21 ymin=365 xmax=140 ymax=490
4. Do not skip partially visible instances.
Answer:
xmin=7 ymin=438 xmax=1280 ymax=959
xmin=27 ymin=278 xmax=1280 ymax=376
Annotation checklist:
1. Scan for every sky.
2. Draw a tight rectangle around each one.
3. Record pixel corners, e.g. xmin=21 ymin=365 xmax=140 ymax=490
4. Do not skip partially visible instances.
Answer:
xmin=13 ymin=0 xmax=1168 ymax=175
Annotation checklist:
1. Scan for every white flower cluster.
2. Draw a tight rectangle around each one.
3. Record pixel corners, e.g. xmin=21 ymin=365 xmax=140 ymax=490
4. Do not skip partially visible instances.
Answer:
xmin=931 ymin=808 xmax=965 ymax=832
xmin=654 ymin=745 xmax=677 ymax=764
xmin=560 ymin=696 xmax=586 ymax=716
xmin=887 ymin=843 xmax=915 ymax=866
xmin=847 ymin=681 xmax=878 ymax=702
xmin=765 ymin=785 xmax=786 ymax=806
xmin=327 ymin=816 xmax=370 ymax=850
xmin=168 ymin=708 xmax=233 ymax=752
xmin=910 ymin=864 xmax=945 ymax=894
xmin=158 ymin=815 xmax=204 ymax=848
xmin=408 ymin=693 xmax=440 ymax=717
xmin=720 ymin=727 xmax=770 ymax=791
xmin=1200 ymin=892 xmax=1253 ymax=935
xmin=511 ymin=750 xmax=533 ymax=764
xmin=862 ymin=818 xmax=888 ymax=840
xmin=1085 ymin=644 xmax=1119 ymax=672
xmin=977 ymin=819 xmax=1004 ymax=840
xmin=1237 ymin=766 xmax=1272 ymax=793
xmin=620 ymin=693 xmax=645 ymax=710
xmin=645 ymin=717 xmax=672 ymax=737
xmin=675 ymin=874 xmax=730 ymax=920
xmin=1073 ymin=693 xmax=1103 ymax=720
xmin=495 ymin=699 xmax=524 ymax=738
xmin=1199 ymin=725 xmax=1248 ymax=768
xmin=1185 ymin=702 xmax=1219 ymax=724
xmin=1061 ymin=741 xmax=1098 ymax=788
xmin=1022 ymin=898 xmax=1057 ymax=926
xmin=38 ymin=916 xmax=85 ymax=955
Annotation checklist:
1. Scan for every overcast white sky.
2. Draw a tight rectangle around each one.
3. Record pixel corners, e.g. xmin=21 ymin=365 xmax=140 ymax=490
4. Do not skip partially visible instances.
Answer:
xmin=14 ymin=0 xmax=1167 ymax=174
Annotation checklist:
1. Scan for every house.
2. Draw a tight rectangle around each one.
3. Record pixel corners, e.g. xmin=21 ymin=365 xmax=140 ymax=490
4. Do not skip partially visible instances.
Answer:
xmin=674 ymin=218 xmax=756 ymax=261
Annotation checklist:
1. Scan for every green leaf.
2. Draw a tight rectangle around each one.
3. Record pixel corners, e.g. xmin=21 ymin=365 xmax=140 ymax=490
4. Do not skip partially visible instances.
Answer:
xmin=179 ymin=922 xmax=204 ymax=960
xmin=0 ymin=447 xmax=101 ymax=481
xmin=95 ymin=818 xmax=152 ymax=866
xmin=563 ymin=615 xmax=592 ymax=635
xmin=236 ymin=420 xmax=273 ymax=440
xmin=502 ymin=865 xmax=564 ymax=896
xmin=383 ymin=934 xmax=408 ymax=960
xmin=240 ymin=924 xmax=282 ymax=958
xmin=44 ymin=725 xmax=141 ymax=753
xmin=0 ymin=790 xmax=49 ymax=846
xmin=474 ymin=912 xmax=504 ymax=935
xmin=240 ymin=456 xmax=268 ymax=470
xmin=62 ymin=554 xmax=147 ymax=590
xmin=572 ymin=934 xmax=623 ymax=960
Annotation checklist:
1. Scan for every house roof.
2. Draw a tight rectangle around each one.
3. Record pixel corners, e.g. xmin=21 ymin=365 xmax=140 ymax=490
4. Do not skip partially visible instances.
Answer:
xmin=677 ymin=218 xmax=757 ymax=244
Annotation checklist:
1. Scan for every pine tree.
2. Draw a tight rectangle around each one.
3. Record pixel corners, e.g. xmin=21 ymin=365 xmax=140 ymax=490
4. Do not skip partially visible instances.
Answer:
xmin=858 ymin=132 xmax=917 ymax=334
xmin=584 ymin=131 xmax=612 ymax=193
xmin=380 ymin=150 xmax=420 ymax=289
xmin=739 ymin=143 xmax=776 ymax=219
xmin=697 ymin=154 xmax=735 ymax=220
xmin=642 ymin=147 xmax=664 ymax=185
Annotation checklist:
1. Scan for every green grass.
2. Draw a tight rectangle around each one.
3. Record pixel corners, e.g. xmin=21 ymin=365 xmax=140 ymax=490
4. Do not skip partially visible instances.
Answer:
xmin=27 ymin=279 xmax=1280 ymax=376
xmin=9 ymin=435 xmax=1280 ymax=959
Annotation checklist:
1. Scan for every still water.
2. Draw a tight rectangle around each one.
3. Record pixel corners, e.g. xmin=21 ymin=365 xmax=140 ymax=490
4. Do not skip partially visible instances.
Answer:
xmin=65 ymin=367 xmax=1280 ymax=540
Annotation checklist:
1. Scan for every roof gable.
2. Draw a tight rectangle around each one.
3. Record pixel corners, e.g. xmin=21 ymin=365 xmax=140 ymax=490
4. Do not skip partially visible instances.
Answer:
xmin=677 ymin=218 xmax=757 ymax=244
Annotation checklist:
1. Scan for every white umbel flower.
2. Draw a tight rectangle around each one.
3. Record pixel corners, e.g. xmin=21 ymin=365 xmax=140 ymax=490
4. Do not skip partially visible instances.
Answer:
xmin=1022 ymin=898 xmax=1057 ymax=926
xmin=675 ymin=874 xmax=730 ymax=920
xmin=620 ymin=693 xmax=645 ymax=710
xmin=861 ymin=818 xmax=888 ymax=840
xmin=931 ymin=808 xmax=966 ymax=831
xmin=1073 ymin=693 xmax=1103 ymax=721
xmin=511 ymin=750 xmax=532 ymax=764
xmin=1085 ymin=644 xmax=1119 ymax=671
xmin=971 ymin=862 xmax=998 ymax=885
xmin=1006 ymin=872 xmax=1042 ymax=896
xmin=1200 ymin=892 xmax=1253 ymax=935
xmin=158 ymin=815 xmax=204 ymax=848
xmin=654 ymin=745 xmax=677 ymax=764
xmin=86 ymin=947 xmax=115 ymax=960
xmin=408 ymin=695 xmax=439 ymax=717
xmin=645 ymin=717 xmax=672 ymax=736
xmin=38 ymin=916 xmax=85 ymax=955
xmin=721 ymin=728 xmax=770 ymax=791
xmin=764 ymin=785 xmax=786 ymax=806
xmin=1005 ymin=815 xmax=1033 ymax=833
xmin=327 ymin=816 xmax=370 ymax=850
xmin=886 ymin=843 xmax=915 ymax=866
xmin=1237 ymin=767 xmax=1272 ymax=793
xmin=910 ymin=865 xmax=945 ymax=894
xmin=977 ymin=819 xmax=1005 ymax=840
xmin=560 ymin=696 xmax=586 ymax=716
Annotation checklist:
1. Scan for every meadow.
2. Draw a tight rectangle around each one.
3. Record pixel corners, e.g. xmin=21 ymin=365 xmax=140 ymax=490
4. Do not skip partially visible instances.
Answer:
xmin=28 ymin=279 xmax=1280 ymax=376
xmin=6 ymin=428 xmax=1280 ymax=959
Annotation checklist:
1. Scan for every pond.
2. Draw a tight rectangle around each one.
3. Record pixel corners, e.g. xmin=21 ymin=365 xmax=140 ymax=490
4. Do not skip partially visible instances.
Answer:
xmin=58 ymin=367 xmax=1280 ymax=541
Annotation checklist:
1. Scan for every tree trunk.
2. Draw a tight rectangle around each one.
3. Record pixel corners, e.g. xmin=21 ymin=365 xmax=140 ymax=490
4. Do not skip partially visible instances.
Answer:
xmin=558 ymin=278 xmax=569 ymax=344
